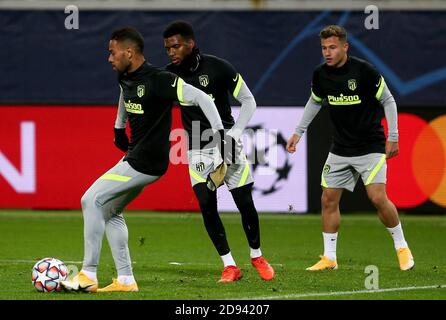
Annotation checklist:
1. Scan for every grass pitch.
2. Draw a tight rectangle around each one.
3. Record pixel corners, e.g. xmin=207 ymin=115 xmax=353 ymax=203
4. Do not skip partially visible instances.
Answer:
xmin=0 ymin=210 xmax=445 ymax=300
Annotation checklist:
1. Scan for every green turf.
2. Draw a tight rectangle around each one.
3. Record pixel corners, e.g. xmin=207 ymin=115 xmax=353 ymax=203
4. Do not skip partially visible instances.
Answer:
xmin=0 ymin=210 xmax=445 ymax=300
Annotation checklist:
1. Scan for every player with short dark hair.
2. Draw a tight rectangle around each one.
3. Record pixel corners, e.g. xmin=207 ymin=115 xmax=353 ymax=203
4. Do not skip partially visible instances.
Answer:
xmin=162 ymin=21 xmax=275 ymax=282
xmin=287 ymin=25 xmax=414 ymax=271
xmin=61 ymin=27 xmax=225 ymax=292
xmin=110 ymin=27 xmax=145 ymax=53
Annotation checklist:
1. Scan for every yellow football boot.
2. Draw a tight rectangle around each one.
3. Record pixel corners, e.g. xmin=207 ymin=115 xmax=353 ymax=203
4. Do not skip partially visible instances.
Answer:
xmin=397 ymin=247 xmax=415 ymax=271
xmin=97 ymin=278 xmax=139 ymax=292
xmin=306 ymin=255 xmax=338 ymax=271
xmin=61 ymin=271 xmax=98 ymax=292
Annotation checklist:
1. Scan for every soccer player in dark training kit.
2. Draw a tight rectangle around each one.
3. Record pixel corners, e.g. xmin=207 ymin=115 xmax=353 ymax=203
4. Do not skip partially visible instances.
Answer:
xmin=287 ymin=25 xmax=414 ymax=271
xmin=61 ymin=27 xmax=224 ymax=292
xmin=163 ymin=21 xmax=275 ymax=282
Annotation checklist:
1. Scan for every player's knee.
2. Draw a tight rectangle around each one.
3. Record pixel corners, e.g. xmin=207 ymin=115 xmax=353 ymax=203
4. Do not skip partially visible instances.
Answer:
xmin=81 ymin=191 xmax=92 ymax=210
xmin=81 ymin=189 xmax=101 ymax=210
xmin=198 ymin=196 xmax=215 ymax=213
xmin=231 ymin=184 xmax=254 ymax=205
xmin=368 ymin=192 xmax=387 ymax=208
xmin=235 ymin=196 xmax=254 ymax=210
xmin=321 ymin=192 xmax=338 ymax=209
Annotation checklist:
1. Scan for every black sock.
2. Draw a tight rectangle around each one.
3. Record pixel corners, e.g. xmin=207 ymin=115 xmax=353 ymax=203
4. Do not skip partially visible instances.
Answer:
xmin=231 ymin=183 xmax=261 ymax=250
xmin=193 ymin=183 xmax=230 ymax=256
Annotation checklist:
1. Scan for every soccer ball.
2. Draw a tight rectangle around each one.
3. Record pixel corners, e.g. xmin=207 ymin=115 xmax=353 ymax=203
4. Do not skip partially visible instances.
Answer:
xmin=31 ymin=258 xmax=68 ymax=292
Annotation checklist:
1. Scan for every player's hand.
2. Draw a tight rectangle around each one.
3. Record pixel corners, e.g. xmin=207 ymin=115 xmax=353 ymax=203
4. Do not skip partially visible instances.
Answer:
xmin=206 ymin=162 xmax=227 ymax=191
xmin=286 ymin=134 xmax=301 ymax=153
xmin=386 ymin=141 xmax=399 ymax=159
xmin=216 ymin=129 xmax=237 ymax=164
xmin=114 ymin=128 xmax=129 ymax=152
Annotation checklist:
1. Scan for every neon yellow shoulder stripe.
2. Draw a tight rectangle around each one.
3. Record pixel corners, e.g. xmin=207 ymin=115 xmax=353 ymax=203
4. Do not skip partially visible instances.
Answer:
xmin=177 ymin=77 xmax=195 ymax=106
xmin=100 ymin=173 xmax=131 ymax=182
xmin=375 ymin=76 xmax=386 ymax=100
xmin=232 ymin=74 xmax=244 ymax=98
xmin=176 ymin=77 xmax=184 ymax=103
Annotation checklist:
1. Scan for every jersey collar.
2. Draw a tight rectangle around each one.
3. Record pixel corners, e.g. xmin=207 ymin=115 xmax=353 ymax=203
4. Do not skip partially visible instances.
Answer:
xmin=325 ymin=56 xmax=351 ymax=74
xmin=179 ymin=47 xmax=201 ymax=73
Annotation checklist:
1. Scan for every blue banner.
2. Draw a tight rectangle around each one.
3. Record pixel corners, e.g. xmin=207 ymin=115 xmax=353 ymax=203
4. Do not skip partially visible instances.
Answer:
xmin=1 ymin=10 xmax=445 ymax=106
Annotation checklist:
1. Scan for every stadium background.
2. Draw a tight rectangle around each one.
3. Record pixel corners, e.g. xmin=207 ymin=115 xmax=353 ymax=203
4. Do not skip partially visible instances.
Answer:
xmin=1 ymin=0 xmax=446 ymax=213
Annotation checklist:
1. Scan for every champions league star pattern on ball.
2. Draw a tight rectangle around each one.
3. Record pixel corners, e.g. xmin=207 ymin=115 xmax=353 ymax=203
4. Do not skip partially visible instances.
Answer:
xmin=31 ymin=258 xmax=68 ymax=292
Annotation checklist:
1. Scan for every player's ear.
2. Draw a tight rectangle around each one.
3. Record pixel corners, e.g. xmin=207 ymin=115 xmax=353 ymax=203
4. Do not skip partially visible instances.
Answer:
xmin=126 ymin=47 xmax=133 ymax=60
xmin=187 ymin=39 xmax=195 ymax=49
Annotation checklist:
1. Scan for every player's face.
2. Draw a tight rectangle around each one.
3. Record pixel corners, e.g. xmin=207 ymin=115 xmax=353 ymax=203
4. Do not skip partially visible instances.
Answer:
xmin=164 ymin=35 xmax=194 ymax=66
xmin=321 ymin=36 xmax=349 ymax=68
xmin=108 ymin=40 xmax=130 ymax=73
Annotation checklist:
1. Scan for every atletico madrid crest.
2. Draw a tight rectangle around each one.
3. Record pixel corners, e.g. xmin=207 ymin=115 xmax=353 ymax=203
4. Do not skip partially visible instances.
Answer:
xmin=137 ymin=85 xmax=145 ymax=97
xmin=199 ymin=75 xmax=209 ymax=87
xmin=348 ymin=79 xmax=357 ymax=91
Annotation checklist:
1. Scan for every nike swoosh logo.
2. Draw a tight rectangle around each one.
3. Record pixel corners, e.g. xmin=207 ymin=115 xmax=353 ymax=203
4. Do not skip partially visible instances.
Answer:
xmin=79 ymin=283 xmax=95 ymax=291
xmin=233 ymin=74 xmax=239 ymax=82
xmin=376 ymin=77 xmax=382 ymax=87
xmin=171 ymin=77 xmax=178 ymax=87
